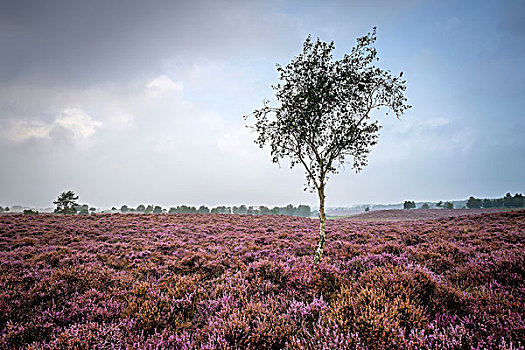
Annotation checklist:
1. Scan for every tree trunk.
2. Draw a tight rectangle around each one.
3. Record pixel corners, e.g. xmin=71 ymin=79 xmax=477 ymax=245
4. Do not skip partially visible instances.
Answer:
xmin=313 ymin=186 xmax=326 ymax=264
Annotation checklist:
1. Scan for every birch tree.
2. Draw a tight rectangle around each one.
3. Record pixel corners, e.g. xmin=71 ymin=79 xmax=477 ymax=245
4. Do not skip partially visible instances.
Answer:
xmin=245 ymin=28 xmax=410 ymax=263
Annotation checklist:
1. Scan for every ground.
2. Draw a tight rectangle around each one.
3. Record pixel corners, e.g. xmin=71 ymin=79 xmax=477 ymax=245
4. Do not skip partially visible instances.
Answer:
xmin=0 ymin=209 xmax=523 ymax=349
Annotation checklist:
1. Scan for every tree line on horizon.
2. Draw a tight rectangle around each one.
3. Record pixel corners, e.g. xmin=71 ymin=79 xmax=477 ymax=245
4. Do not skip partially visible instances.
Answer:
xmin=119 ymin=203 xmax=314 ymax=217
xmin=30 ymin=191 xmax=314 ymax=217
xmin=466 ymin=193 xmax=524 ymax=209
xmin=402 ymin=192 xmax=524 ymax=210
xmin=4 ymin=191 xmax=524 ymax=216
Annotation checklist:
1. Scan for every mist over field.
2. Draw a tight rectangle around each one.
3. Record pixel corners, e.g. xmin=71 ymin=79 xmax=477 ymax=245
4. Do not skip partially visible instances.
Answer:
xmin=1 ymin=0 xmax=524 ymax=209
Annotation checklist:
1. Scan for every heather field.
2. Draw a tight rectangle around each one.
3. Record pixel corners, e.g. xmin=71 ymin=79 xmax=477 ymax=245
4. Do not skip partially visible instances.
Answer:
xmin=345 ymin=208 xmax=509 ymax=221
xmin=0 ymin=211 xmax=524 ymax=349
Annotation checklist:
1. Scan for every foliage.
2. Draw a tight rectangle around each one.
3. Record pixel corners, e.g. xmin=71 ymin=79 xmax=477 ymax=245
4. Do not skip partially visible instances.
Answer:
xmin=167 ymin=204 xmax=313 ymax=217
xmin=504 ymin=193 xmax=524 ymax=208
xmin=246 ymin=28 xmax=410 ymax=263
xmin=443 ymin=201 xmax=454 ymax=209
xmin=53 ymin=190 xmax=79 ymax=215
xmin=467 ymin=196 xmax=483 ymax=209
xmin=421 ymin=203 xmax=430 ymax=209
xmin=0 ymin=210 xmax=523 ymax=349
xmin=403 ymin=201 xmax=416 ymax=210
xmin=22 ymin=209 xmax=39 ymax=215
xmin=466 ymin=193 xmax=525 ymax=209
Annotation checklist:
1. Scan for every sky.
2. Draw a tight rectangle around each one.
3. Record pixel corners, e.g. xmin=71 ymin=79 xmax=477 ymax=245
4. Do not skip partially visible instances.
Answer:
xmin=1 ymin=0 xmax=524 ymax=209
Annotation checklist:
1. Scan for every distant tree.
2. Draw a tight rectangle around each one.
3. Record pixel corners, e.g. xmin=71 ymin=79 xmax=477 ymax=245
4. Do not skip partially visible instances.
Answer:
xmin=53 ymin=191 xmax=79 ymax=215
xmin=246 ymin=206 xmax=257 ymax=215
xmin=403 ymin=201 xmax=416 ymax=210
xmin=111 ymin=206 xmax=117 ymax=211
xmin=120 ymin=205 xmax=129 ymax=213
xmin=153 ymin=205 xmax=163 ymax=214
xmin=257 ymin=206 xmax=269 ymax=215
xmin=4 ymin=207 xmax=9 ymax=212
xmin=197 ymin=205 xmax=210 ymax=214
xmin=238 ymin=205 xmax=247 ymax=215
xmin=504 ymin=193 xmax=524 ymax=208
xmin=23 ymin=209 xmax=39 ymax=215
xmin=443 ymin=202 xmax=454 ymax=209
xmin=421 ymin=203 xmax=430 ymax=209
xmin=246 ymin=29 xmax=410 ymax=263
xmin=297 ymin=204 xmax=312 ymax=217
xmin=493 ymin=198 xmax=504 ymax=208
xmin=436 ymin=201 xmax=443 ymax=208
xmin=89 ymin=207 xmax=96 ymax=213
xmin=145 ymin=205 xmax=153 ymax=214
xmin=280 ymin=204 xmax=293 ymax=216
xmin=136 ymin=204 xmax=145 ymax=212
xmin=78 ymin=207 xmax=89 ymax=215
xmin=271 ymin=207 xmax=281 ymax=215
xmin=466 ymin=196 xmax=482 ymax=209
xmin=482 ymin=198 xmax=493 ymax=208
xmin=364 ymin=206 xmax=370 ymax=212
xmin=513 ymin=193 xmax=524 ymax=207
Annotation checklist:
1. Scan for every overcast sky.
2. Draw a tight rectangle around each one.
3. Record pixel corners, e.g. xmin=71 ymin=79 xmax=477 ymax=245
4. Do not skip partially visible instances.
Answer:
xmin=1 ymin=0 xmax=524 ymax=209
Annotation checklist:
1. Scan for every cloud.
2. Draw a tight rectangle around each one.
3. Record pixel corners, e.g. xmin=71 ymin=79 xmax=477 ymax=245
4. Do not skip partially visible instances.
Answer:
xmin=1 ymin=108 xmax=101 ymax=143
xmin=2 ymin=119 xmax=52 ymax=141
xmin=146 ymin=75 xmax=184 ymax=97
xmin=55 ymin=108 xmax=102 ymax=139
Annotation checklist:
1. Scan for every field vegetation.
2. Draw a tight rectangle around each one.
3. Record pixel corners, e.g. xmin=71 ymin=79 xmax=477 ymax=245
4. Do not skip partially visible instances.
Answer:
xmin=0 ymin=210 xmax=524 ymax=349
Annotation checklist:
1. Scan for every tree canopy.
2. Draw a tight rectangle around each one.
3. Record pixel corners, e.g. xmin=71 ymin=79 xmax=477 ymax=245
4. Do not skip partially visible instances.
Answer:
xmin=53 ymin=190 xmax=79 ymax=215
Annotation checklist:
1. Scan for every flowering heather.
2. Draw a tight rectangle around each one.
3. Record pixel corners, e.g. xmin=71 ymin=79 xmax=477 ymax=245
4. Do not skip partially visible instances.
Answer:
xmin=0 ymin=210 xmax=524 ymax=349
xmin=345 ymin=208 xmax=507 ymax=221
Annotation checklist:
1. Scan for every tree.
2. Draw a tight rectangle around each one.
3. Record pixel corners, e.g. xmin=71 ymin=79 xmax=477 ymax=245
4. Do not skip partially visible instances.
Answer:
xmin=493 ymin=198 xmax=504 ymax=208
xmin=297 ymin=204 xmax=312 ymax=217
xmin=482 ymin=198 xmax=493 ymax=208
xmin=246 ymin=29 xmax=409 ymax=263
xmin=504 ymin=193 xmax=524 ymax=208
xmin=403 ymin=201 xmax=416 ymax=210
xmin=421 ymin=203 xmax=430 ymax=209
xmin=120 ymin=205 xmax=129 ymax=213
xmin=364 ymin=206 xmax=370 ymax=212
xmin=53 ymin=190 xmax=79 ymax=215
xmin=436 ymin=201 xmax=443 ymax=208
xmin=23 ymin=209 xmax=39 ymax=215
xmin=443 ymin=201 xmax=454 ymax=209
xmin=197 ymin=205 xmax=210 ymax=214
xmin=238 ymin=205 xmax=247 ymax=215
xmin=466 ymin=196 xmax=482 ymax=209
